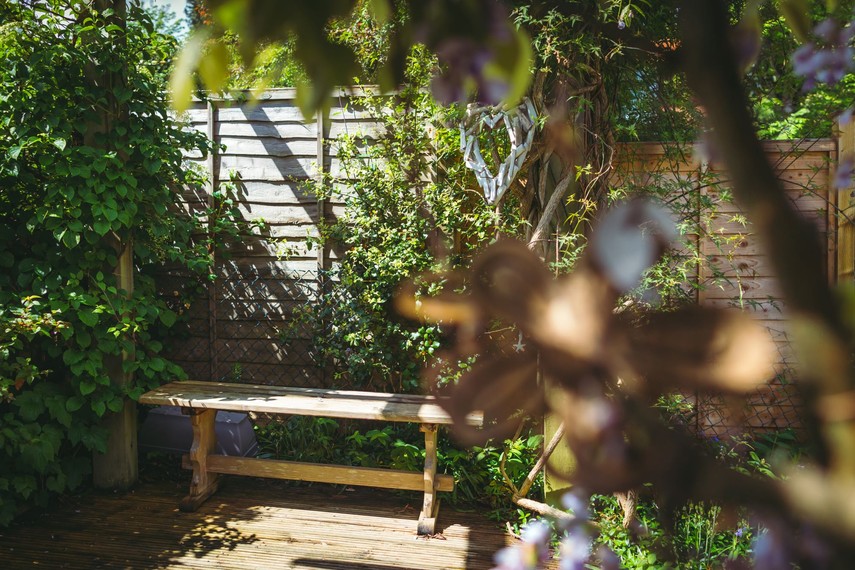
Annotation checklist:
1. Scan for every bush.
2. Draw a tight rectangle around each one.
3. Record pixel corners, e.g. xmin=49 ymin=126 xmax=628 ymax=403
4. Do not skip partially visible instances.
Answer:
xmin=0 ymin=1 xmax=218 ymax=524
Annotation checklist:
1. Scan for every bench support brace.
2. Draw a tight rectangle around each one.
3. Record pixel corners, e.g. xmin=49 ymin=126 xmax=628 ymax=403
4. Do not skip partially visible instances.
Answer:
xmin=180 ymin=408 xmax=219 ymax=512
xmin=417 ymin=423 xmax=440 ymax=535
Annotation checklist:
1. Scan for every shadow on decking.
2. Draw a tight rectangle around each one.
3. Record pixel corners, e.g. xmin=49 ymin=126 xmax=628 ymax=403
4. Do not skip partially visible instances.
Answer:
xmin=0 ymin=475 xmax=509 ymax=569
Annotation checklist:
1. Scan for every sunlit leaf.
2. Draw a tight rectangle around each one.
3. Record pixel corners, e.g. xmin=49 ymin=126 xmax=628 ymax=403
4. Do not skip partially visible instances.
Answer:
xmin=778 ymin=0 xmax=812 ymax=43
xmin=198 ymin=39 xmax=230 ymax=95
xmin=169 ymin=30 xmax=209 ymax=113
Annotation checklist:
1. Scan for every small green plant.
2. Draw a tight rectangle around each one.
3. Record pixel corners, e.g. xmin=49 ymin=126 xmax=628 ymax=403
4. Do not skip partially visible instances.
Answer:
xmin=592 ymin=494 xmax=754 ymax=569
xmin=255 ymin=416 xmax=344 ymax=463
xmin=253 ymin=415 xmax=543 ymax=521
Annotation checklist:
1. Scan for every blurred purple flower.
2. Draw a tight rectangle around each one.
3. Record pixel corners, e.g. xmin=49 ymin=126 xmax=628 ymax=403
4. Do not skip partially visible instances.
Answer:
xmin=424 ymin=0 xmax=517 ymax=105
xmin=492 ymin=520 xmax=551 ymax=570
xmin=558 ymin=530 xmax=592 ymax=570
xmin=695 ymin=128 xmax=722 ymax=164
xmin=560 ymin=490 xmax=590 ymax=521
xmin=595 ymin=545 xmax=621 ymax=570
xmin=589 ymin=201 xmax=676 ymax=292
xmin=792 ymin=19 xmax=855 ymax=89
xmin=753 ymin=528 xmax=791 ymax=570
xmin=834 ymin=154 xmax=854 ymax=189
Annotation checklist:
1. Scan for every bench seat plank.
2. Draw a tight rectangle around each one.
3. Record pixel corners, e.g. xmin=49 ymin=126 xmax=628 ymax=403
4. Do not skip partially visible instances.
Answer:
xmin=140 ymin=380 xmax=483 ymax=426
xmin=182 ymin=454 xmax=455 ymax=493
xmin=141 ymin=380 xmax=483 ymax=534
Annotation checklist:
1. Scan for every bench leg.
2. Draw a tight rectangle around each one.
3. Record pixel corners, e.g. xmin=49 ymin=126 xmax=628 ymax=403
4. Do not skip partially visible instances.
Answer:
xmin=417 ymin=424 xmax=440 ymax=535
xmin=180 ymin=408 xmax=219 ymax=512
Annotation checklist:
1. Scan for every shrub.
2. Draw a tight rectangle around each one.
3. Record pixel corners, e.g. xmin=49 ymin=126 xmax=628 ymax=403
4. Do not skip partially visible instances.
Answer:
xmin=0 ymin=1 xmax=219 ymax=524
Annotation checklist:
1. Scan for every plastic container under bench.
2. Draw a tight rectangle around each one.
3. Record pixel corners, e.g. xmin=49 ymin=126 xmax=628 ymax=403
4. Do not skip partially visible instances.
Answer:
xmin=139 ymin=406 xmax=258 ymax=457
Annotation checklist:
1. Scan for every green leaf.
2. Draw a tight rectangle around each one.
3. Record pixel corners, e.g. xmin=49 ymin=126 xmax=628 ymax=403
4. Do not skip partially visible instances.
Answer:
xmin=52 ymin=138 xmax=67 ymax=152
xmin=93 ymin=220 xmax=110 ymax=236
xmin=169 ymin=30 xmax=209 ymax=113
xmin=62 ymin=230 xmax=80 ymax=248
xmin=78 ymin=311 xmax=99 ymax=327
xmin=106 ymin=397 xmax=124 ymax=413
xmin=198 ymin=39 xmax=231 ymax=94
xmin=79 ymin=379 xmax=97 ymax=396
xmin=46 ymin=472 xmax=67 ymax=493
xmin=65 ymin=396 xmax=85 ymax=412
xmin=14 ymin=391 xmax=46 ymax=422
xmin=158 ymin=309 xmax=177 ymax=327
xmin=45 ymin=397 xmax=72 ymax=428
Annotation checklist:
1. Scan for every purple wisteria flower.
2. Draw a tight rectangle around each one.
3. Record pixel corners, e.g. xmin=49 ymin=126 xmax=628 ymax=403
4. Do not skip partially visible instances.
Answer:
xmin=753 ymin=528 xmax=791 ymax=570
xmin=791 ymin=18 xmax=855 ymax=90
xmin=492 ymin=520 xmax=551 ymax=570
xmin=558 ymin=530 xmax=592 ymax=570
xmin=424 ymin=0 xmax=516 ymax=105
xmin=594 ymin=545 xmax=621 ymax=570
xmin=834 ymin=153 xmax=854 ymax=189
xmin=560 ymin=489 xmax=590 ymax=521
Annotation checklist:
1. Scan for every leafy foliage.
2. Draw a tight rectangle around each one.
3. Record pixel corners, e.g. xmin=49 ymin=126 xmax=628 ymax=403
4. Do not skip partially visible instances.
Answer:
xmin=171 ymin=0 xmax=532 ymax=115
xmin=0 ymin=1 xmax=221 ymax=524
xmin=284 ymin=48 xmax=522 ymax=393
xmin=254 ymin=416 xmax=543 ymax=513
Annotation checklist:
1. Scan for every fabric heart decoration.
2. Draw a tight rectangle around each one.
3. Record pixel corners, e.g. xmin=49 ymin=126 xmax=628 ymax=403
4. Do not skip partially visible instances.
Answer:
xmin=460 ymin=98 xmax=537 ymax=204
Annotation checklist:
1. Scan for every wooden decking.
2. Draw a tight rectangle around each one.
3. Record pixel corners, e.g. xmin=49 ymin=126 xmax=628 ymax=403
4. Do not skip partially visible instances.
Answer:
xmin=0 ymin=476 xmax=511 ymax=569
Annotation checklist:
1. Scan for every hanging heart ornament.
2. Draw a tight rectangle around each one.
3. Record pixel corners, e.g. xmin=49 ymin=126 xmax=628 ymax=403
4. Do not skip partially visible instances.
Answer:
xmin=460 ymin=98 xmax=537 ymax=204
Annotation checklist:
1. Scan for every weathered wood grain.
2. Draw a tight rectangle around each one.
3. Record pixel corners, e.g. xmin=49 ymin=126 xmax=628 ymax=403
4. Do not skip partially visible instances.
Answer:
xmin=0 ymin=478 xmax=511 ymax=570
xmin=140 ymin=381 xmax=484 ymax=426
xmin=181 ymin=455 xmax=455 ymax=493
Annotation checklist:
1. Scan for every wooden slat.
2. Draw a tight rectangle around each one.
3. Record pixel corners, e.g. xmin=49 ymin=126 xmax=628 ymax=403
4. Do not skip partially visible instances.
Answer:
xmin=0 ymin=479 xmax=510 ymax=570
xmin=140 ymin=381 xmax=484 ymax=426
xmin=182 ymin=455 xmax=455 ymax=493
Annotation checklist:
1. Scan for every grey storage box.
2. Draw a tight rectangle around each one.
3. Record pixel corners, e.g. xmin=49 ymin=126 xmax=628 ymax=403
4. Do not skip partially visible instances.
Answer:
xmin=139 ymin=406 xmax=258 ymax=457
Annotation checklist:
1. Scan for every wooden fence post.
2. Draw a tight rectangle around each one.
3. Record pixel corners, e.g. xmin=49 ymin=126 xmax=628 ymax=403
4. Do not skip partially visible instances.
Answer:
xmin=207 ymin=100 xmax=219 ymax=381
xmin=543 ymin=240 xmax=575 ymax=505
xmin=543 ymin=381 xmax=576 ymax=505
xmin=93 ymin=239 xmax=137 ymax=488
xmin=838 ymin=118 xmax=855 ymax=284
xmin=91 ymin=0 xmax=137 ymax=490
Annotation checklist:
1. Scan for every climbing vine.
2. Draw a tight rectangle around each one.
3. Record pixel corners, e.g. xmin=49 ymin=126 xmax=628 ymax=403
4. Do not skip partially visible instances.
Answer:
xmin=0 ymin=1 xmax=222 ymax=524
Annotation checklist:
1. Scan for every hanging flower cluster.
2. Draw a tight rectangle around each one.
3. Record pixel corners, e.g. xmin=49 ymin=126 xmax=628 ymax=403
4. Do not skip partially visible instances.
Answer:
xmin=791 ymin=18 xmax=855 ymax=90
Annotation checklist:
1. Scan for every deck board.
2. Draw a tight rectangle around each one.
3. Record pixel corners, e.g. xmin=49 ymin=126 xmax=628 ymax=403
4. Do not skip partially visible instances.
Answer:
xmin=0 ymin=477 xmax=511 ymax=569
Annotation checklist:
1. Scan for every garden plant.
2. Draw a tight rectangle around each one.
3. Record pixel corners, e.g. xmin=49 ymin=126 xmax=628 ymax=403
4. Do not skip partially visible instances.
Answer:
xmin=4 ymin=0 xmax=855 ymax=569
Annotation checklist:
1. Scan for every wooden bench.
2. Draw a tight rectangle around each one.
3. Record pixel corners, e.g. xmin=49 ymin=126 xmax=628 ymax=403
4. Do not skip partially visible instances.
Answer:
xmin=139 ymin=380 xmax=483 ymax=534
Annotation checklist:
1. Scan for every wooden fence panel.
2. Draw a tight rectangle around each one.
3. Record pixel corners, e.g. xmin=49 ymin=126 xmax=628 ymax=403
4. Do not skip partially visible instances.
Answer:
xmin=164 ymin=89 xmax=846 ymax=439
xmin=614 ymin=139 xmax=837 ymax=437
xmin=164 ymin=89 xmax=379 ymax=386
